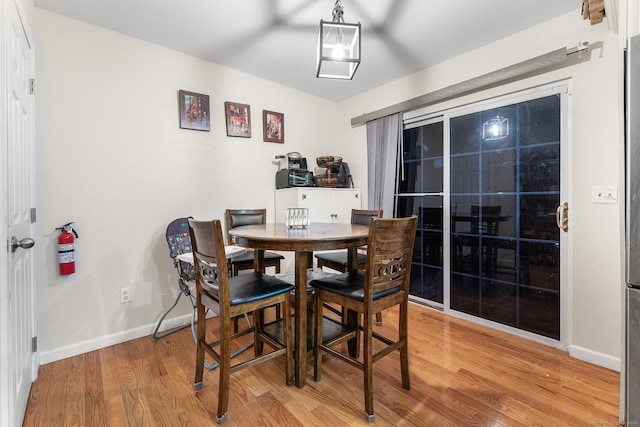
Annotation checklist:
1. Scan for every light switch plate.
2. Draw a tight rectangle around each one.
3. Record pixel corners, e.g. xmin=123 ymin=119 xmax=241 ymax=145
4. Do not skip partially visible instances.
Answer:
xmin=592 ymin=185 xmax=618 ymax=204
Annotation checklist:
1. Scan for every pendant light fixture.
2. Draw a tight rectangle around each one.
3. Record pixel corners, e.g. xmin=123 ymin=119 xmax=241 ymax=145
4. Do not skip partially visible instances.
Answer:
xmin=482 ymin=116 xmax=510 ymax=141
xmin=316 ymin=0 xmax=361 ymax=80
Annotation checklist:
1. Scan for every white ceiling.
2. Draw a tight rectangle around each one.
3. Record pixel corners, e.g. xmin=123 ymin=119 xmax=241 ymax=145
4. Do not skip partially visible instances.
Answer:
xmin=33 ymin=0 xmax=580 ymax=102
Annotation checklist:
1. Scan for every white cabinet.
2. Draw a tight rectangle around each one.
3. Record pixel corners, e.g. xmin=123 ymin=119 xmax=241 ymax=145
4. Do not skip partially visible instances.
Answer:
xmin=275 ymin=188 xmax=361 ymax=224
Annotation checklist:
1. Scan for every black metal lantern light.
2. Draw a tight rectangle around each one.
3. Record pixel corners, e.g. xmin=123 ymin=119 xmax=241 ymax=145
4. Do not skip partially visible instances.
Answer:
xmin=316 ymin=0 xmax=361 ymax=80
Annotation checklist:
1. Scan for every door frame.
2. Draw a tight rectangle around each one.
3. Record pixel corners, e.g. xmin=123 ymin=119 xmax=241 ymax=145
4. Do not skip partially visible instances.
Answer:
xmin=403 ymin=81 xmax=572 ymax=349
xmin=446 ymin=83 xmax=571 ymax=349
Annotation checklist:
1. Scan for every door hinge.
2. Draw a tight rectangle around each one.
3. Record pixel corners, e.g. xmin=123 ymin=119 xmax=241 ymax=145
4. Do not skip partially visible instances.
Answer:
xmin=29 ymin=78 xmax=35 ymax=95
xmin=30 ymin=207 xmax=36 ymax=223
xmin=32 ymin=336 xmax=37 ymax=352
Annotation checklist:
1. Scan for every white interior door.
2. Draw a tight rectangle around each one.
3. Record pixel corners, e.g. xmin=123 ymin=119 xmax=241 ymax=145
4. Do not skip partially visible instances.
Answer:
xmin=6 ymin=0 xmax=37 ymax=425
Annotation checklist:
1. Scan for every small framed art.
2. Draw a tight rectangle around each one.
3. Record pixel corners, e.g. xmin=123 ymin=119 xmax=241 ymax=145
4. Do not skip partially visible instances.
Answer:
xmin=178 ymin=90 xmax=210 ymax=131
xmin=263 ymin=110 xmax=284 ymax=143
xmin=224 ymin=102 xmax=251 ymax=137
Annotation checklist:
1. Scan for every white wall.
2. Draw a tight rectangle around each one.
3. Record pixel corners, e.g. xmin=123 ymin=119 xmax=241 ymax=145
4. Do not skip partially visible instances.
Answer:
xmin=340 ymin=11 xmax=625 ymax=370
xmin=34 ymin=9 xmax=343 ymax=363
xmin=34 ymin=6 xmax=627 ymax=371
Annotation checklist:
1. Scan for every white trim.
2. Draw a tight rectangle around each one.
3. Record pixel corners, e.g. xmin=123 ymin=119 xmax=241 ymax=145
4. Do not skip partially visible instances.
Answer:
xmin=353 ymin=45 xmax=592 ymax=127
xmin=402 ymin=81 xmax=571 ymax=350
xmin=561 ymin=81 xmax=574 ymax=357
xmin=409 ymin=301 xmax=618 ymax=370
xmin=604 ymin=0 xmax=620 ymax=34
xmin=38 ymin=313 xmax=195 ymax=365
xmin=445 ymin=308 xmax=621 ymax=371
xmin=625 ymin=0 xmax=639 ymax=38
xmin=569 ymin=344 xmax=621 ymax=371
xmin=407 ymin=79 xmax=570 ymax=123
xmin=450 ymin=309 xmax=565 ymax=349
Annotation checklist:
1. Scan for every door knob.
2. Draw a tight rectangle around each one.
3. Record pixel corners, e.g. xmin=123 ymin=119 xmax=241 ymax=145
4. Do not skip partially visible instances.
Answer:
xmin=11 ymin=236 xmax=35 ymax=253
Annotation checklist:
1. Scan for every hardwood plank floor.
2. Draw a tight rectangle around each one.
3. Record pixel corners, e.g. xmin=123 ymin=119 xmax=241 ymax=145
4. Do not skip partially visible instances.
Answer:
xmin=23 ymin=303 xmax=619 ymax=426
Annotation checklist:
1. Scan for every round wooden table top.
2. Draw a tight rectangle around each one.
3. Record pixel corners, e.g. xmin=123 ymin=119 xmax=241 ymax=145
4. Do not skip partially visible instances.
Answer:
xmin=229 ymin=222 xmax=369 ymax=252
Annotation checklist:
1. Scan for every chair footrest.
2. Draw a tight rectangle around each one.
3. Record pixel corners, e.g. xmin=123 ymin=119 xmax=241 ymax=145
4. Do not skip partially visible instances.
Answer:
xmin=262 ymin=316 xmax=349 ymax=353
xmin=276 ymin=268 xmax=336 ymax=285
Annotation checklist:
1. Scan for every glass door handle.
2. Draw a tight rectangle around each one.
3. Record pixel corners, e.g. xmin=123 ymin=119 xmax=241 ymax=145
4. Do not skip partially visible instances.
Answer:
xmin=555 ymin=202 xmax=569 ymax=232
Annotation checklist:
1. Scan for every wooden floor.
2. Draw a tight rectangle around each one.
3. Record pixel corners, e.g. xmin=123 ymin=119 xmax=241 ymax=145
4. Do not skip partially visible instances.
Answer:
xmin=23 ymin=303 xmax=620 ymax=426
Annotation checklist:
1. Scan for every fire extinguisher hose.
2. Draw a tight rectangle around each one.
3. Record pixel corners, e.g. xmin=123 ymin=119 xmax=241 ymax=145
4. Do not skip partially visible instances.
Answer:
xmin=55 ymin=222 xmax=78 ymax=238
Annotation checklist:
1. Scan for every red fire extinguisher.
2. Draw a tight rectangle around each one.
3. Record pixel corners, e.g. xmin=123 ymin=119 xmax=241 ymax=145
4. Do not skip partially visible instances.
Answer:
xmin=56 ymin=222 xmax=78 ymax=275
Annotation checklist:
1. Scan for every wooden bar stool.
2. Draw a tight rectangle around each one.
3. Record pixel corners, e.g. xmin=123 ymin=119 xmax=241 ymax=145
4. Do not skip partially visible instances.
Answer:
xmin=189 ymin=218 xmax=294 ymax=424
xmin=311 ymin=215 xmax=417 ymax=422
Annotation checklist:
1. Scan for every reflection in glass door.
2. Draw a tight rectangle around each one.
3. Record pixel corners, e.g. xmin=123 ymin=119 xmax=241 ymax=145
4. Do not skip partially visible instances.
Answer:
xmin=397 ymin=92 xmax=562 ymax=340
xmin=450 ymin=95 xmax=561 ymax=340
xmin=397 ymin=120 xmax=444 ymax=304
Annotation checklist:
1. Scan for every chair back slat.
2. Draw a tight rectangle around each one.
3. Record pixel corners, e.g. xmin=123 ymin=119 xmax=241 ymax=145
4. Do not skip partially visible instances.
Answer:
xmin=226 ymin=208 xmax=266 ymax=244
xmin=470 ymin=205 xmax=502 ymax=235
xmin=351 ymin=209 xmax=383 ymax=226
xmin=188 ymin=219 xmax=230 ymax=303
xmin=166 ymin=217 xmax=195 ymax=281
xmin=365 ymin=216 xmax=417 ymax=300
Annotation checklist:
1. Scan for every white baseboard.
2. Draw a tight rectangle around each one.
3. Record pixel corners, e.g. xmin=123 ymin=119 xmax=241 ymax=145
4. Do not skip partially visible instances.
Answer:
xmin=445 ymin=306 xmax=621 ymax=372
xmin=37 ymin=312 xmax=195 ymax=365
xmin=569 ymin=344 xmax=621 ymax=372
xmin=37 ymin=309 xmax=621 ymax=375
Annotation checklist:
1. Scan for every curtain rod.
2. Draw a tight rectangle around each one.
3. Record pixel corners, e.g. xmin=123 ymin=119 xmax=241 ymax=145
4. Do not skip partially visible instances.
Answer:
xmin=350 ymin=43 xmax=593 ymax=127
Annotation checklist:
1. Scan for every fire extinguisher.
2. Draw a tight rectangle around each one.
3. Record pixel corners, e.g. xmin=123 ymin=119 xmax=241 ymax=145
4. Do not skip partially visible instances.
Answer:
xmin=56 ymin=222 xmax=78 ymax=275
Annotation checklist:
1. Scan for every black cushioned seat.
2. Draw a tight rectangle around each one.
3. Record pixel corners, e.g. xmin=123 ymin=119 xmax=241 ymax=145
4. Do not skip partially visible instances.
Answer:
xmin=308 ymin=270 xmax=399 ymax=302
xmin=205 ymin=272 xmax=294 ymax=306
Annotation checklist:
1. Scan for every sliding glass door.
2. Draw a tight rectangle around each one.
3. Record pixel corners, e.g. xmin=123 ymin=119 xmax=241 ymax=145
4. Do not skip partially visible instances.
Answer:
xmin=397 ymin=88 xmax=565 ymax=340
xmin=450 ymin=94 xmax=561 ymax=339
xmin=397 ymin=119 xmax=444 ymax=304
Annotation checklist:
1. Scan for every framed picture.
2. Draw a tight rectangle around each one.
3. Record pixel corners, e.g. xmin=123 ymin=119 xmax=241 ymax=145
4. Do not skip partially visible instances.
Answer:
xmin=263 ymin=110 xmax=284 ymax=143
xmin=178 ymin=90 xmax=210 ymax=131
xmin=224 ymin=102 xmax=251 ymax=137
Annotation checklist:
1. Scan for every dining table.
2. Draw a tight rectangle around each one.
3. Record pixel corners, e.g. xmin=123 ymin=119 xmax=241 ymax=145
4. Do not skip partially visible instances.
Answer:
xmin=229 ymin=221 xmax=369 ymax=388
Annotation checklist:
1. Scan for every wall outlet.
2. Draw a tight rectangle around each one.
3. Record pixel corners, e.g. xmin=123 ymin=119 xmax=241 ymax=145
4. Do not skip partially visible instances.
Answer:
xmin=120 ymin=287 xmax=131 ymax=304
xmin=592 ymin=185 xmax=618 ymax=204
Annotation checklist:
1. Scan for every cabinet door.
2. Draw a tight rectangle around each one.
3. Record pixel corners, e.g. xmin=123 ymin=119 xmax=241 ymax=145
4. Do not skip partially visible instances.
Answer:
xmin=274 ymin=189 xmax=300 ymax=223
xmin=275 ymin=188 xmax=361 ymax=223
xmin=331 ymin=189 xmax=361 ymax=223
xmin=299 ymin=189 xmax=334 ymax=223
